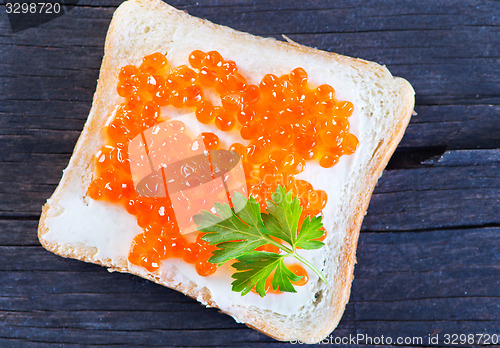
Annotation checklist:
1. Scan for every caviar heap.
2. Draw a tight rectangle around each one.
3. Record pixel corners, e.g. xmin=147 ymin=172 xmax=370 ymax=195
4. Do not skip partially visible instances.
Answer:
xmin=88 ymin=50 xmax=357 ymax=293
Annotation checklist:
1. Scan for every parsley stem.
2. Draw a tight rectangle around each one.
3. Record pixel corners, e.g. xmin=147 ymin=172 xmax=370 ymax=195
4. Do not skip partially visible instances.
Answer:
xmin=291 ymin=251 xmax=328 ymax=284
xmin=263 ymin=235 xmax=328 ymax=284
xmin=264 ymin=235 xmax=292 ymax=253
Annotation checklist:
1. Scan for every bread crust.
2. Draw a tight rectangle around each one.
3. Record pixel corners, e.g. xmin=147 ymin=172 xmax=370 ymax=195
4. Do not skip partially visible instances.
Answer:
xmin=311 ymin=77 xmax=414 ymax=342
xmin=38 ymin=0 xmax=415 ymax=343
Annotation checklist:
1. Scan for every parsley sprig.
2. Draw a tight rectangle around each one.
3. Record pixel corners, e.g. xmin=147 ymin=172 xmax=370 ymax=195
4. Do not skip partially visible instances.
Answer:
xmin=194 ymin=185 xmax=327 ymax=297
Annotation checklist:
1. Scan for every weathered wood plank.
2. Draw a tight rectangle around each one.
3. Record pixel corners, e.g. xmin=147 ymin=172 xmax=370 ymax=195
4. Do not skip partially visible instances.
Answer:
xmin=0 ymin=133 xmax=80 ymax=161
xmin=1 ymin=0 xmax=499 ymax=346
xmin=0 ymin=298 xmax=498 ymax=347
xmin=365 ymin=187 xmax=498 ymax=231
xmin=421 ymin=149 xmax=500 ymax=167
xmin=0 ymin=325 xmax=265 ymax=347
xmin=3 ymin=226 xmax=500 ymax=276
xmin=389 ymin=149 xmax=500 ymax=170
xmin=2 ymin=206 xmax=494 ymax=344
xmin=400 ymin=105 xmax=500 ymax=150
xmin=3 ymin=319 xmax=499 ymax=347
xmin=0 ymin=220 xmax=40 ymax=246
xmin=1 ymin=4 xmax=498 ymax=169
xmin=0 ymin=228 xmax=500 ymax=330
xmin=1 ymin=1 xmax=499 ymax=109
xmin=1 ymin=321 xmax=498 ymax=347
xmin=354 ymin=227 xmax=500 ymax=296
xmin=3 ymin=104 xmax=499 ymax=152
xmin=333 ymin=321 xmax=500 ymax=348
xmin=0 ymin=246 xmax=102 ymax=271
xmin=0 ymin=303 xmax=498 ymax=345
xmin=363 ymin=163 xmax=499 ymax=231
xmin=1 ymin=149 xmax=497 ymax=230
xmin=4 ymin=1 xmax=499 ymax=50
xmin=1 ymin=322 xmax=497 ymax=348
xmin=2 ymin=262 xmax=498 ymax=306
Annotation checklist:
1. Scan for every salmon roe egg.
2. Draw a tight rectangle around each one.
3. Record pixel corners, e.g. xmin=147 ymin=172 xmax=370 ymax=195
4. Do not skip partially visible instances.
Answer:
xmin=195 ymin=100 xmax=215 ymax=124
xmin=229 ymin=143 xmax=247 ymax=159
xmin=290 ymin=67 xmax=308 ymax=86
xmin=214 ymin=108 xmax=236 ymax=131
xmin=188 ymin=50 xmax=205 ymax=69
xmin=140 ymin=52 xmax=168 ymax=74
xmin=201 ymin=132 xmax=219 ymax=150
xmin=288 ymin=264 xmax=309 ymax=286
xmin=319 ymin=154 xmax=339 ymax=168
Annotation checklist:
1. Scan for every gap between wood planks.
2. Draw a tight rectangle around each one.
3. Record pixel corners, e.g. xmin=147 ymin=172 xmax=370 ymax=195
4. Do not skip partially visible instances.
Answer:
xmin=0 ymin=149 xmax=498 ymax=230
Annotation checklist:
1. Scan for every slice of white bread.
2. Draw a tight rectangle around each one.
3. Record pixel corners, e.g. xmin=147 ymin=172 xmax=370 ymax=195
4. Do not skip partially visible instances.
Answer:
xmin=38 ymin=0 xmax=415 ymax=343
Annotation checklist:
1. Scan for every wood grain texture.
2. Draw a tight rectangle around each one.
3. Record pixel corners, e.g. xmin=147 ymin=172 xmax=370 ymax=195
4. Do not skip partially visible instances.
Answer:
xmin=0 ymin=228 xmax=498 ymax=346
xmin=0 ymin=0 xmax=499 ymax=346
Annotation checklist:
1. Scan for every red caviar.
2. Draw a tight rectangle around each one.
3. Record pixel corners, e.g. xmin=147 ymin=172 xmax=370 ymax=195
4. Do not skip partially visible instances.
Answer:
xmin=88 ymin=51 xmax=357 ymax=288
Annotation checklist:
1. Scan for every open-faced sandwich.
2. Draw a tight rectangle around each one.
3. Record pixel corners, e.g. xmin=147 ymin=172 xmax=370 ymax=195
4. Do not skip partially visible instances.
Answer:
xmin=38 ymin=0 xmax=415 ymax=343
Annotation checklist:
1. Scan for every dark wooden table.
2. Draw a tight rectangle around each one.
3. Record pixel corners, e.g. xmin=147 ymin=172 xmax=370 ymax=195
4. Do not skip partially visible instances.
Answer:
xmin=1 ymin=0 xmax=499 ymax=347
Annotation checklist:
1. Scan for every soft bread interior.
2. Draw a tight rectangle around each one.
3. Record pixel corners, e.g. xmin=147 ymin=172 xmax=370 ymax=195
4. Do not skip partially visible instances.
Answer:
xmin=38 ymin=0 xmax=414 ymax=343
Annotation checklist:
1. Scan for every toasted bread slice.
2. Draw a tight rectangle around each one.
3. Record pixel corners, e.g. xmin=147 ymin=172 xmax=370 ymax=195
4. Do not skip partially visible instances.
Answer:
xmin=38 ymin=0 xmax=414 ymax=343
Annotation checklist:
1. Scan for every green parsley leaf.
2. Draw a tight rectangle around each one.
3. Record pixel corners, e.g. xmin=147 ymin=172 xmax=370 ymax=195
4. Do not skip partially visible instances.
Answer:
xmin=264 ymin=185 xmax=302 ymax=246
xmin=231 ymin=251 xmax=300 ymax=297
xmin=295 ymin=215 xmax=325 ymax=250
xmin=196 ymin=185 xmax=327 ymax=297
xmin=194 ymin=192 xmax=272 ymax=265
